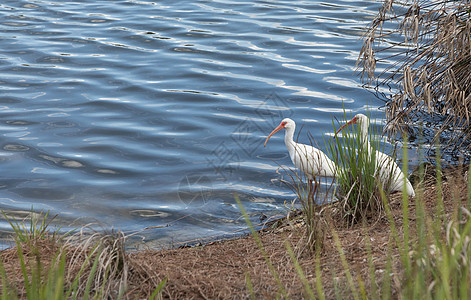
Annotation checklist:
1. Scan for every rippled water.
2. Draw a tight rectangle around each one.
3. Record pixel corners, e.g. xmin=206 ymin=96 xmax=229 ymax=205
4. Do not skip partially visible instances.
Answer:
xmin=0 ymin=0 xmax=414 ymax=249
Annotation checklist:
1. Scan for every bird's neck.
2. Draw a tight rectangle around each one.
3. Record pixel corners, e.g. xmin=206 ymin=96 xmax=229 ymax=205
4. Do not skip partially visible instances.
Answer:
xmin=359 ymin=122 xmax=371 ymax=149
xmin=284 ymin=126 xmax=296 ymax=151
xmin=359 ymin=127 xmax=374 ymax=160
xmin=361 ymin=133 xmax=371 ymax=149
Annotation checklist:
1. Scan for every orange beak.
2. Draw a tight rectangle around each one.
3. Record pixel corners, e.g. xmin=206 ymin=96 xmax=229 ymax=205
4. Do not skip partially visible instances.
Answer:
xmin=264 ymin=122 xmax=285 ymax=147
xmin=335 ymin=117 xmax=357 ymax=135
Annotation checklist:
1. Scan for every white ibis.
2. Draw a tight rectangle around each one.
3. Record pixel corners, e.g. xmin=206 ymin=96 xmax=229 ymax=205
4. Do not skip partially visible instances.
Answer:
xmin=264 ymin=118 xmax=337 ymax=196
xmin=336 ymin=114 xmax=415 ymax=197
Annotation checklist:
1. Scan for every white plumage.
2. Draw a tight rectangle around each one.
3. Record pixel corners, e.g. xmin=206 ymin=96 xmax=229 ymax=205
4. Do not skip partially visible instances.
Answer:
xmin=336 ymin=114 xmax=415 ymax=197
xmin=264 ymin=118 xmax=336 ymax=184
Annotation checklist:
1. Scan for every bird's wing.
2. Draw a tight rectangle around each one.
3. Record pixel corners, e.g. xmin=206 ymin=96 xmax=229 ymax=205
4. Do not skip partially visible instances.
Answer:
xmin=291 ymin=144 xmax=335 ymax=177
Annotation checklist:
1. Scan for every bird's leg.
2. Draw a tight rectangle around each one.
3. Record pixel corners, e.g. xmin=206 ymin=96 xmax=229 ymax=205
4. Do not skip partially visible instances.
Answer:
xmin=312 ymin=180 xmax=318 ymax=198
xmin=308 ymin=179 xmax=318 ymax=201
xmin=308 ymin=179 xmax=314 ymax=201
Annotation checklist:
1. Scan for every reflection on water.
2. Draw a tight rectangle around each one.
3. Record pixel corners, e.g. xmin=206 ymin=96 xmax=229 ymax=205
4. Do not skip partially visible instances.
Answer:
xmin=0 ymin=0 xmax=414 ymax=249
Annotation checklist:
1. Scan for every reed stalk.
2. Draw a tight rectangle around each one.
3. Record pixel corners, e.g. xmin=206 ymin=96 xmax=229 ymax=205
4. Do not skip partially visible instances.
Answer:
xmin=358 ymin=0 xmax=471 ymax=153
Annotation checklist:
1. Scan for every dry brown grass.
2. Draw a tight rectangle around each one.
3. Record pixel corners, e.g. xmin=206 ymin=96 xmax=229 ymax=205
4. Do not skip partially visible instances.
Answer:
xmin=0 ymin=228 xmax=166 ymax=299
xmin=358 ymin=0 xmax=471 ymax=152
xmin=64 ymin=230 xmax=129 ymax=298
xmin=1 ymin=166 xmax=469 ymax=299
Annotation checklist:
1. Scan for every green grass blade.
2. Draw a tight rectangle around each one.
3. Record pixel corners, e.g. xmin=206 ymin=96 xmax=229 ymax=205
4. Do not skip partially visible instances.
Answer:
xmin=363 ymin=228 xmax=378 ymax=300
xmin=149 ymin=277 xmax=167 ymax=300
xmin=82 ymin=248 xmax=102 ymax=300
xmin=401 ymin=135 xmax=411 ymax=275
xmin=381 ymin=237 xmax=393 ymax=300
xmin=284 ymin=240 xmax=316 ymax=299
xmin=331 ymin=228 xmax=359 ymax=300
xmin=314 ymin=250 xmax=325 ymax=300
xmin=468 ymin=164 xmax=471 ymax=210
xmin=0 ymin=254 xmax=17 ymax=300
xmin=235 ymin=193 xmax=288 ymax=299
xmin=52 ymin=251 xmax=67 ymax=300
xmin=245 ymin=272 xmax=256 ymax=300
xmin=14 ymin=241 xmax=31 ymax=299
xmin=64 ymin=244 xmax=100 ymax=299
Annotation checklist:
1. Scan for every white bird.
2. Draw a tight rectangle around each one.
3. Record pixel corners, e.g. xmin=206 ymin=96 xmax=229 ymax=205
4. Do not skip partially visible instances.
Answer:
xmin=336 ymin=114 xmax=415 ymax=197
xmin=264 ymin=118 xmax=337 ymax=196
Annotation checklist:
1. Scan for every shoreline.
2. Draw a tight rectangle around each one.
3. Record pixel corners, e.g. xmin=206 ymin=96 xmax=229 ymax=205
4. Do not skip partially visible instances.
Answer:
xmin=0 ymin=165 xmax=468 ymax=299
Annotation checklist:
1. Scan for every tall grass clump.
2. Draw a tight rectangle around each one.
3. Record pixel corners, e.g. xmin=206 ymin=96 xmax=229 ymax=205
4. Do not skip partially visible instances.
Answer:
xmin=280 ymin=163 xmax=332 ymax=253
xmin=358 ymin=0 xmax=471 ymax=152
xmin=276 ymin=132 xmax=338 ymax=253
xmin=65 ymin=229 xmax=130 ymax=299
xmin=0 ymin=211 xmax=166 ymax=299
xmin=394 ymin=146 xmax=471 ymax=299
xmin=2 ymin=209 xmax=68 ymax=243
xmin=402 ymin=207 xmax=471 ymax=299
xmin=0 ymin=210 xmax=87 ymax=299
xmin=329 ymin=112 xmax=392 ymax=224
xmin=0 ymin=210 xmax=69 ymax=299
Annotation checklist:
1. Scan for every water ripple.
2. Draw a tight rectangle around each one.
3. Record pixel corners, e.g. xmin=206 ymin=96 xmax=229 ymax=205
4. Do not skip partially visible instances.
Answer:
xmin=0 ymin=0 xmax=394 ymax=248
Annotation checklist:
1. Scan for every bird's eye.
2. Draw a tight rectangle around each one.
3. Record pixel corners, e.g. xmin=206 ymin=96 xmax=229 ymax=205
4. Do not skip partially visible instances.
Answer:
xmin=282 ymin=122 xmax=287 ymax=126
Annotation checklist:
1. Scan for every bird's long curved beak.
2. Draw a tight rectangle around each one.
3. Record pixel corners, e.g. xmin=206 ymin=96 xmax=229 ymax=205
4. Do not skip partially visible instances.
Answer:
xmin=264 ymin=123 xmax=285 ymax=147
xmin=335 ymin=118 xmax=356 ymax=135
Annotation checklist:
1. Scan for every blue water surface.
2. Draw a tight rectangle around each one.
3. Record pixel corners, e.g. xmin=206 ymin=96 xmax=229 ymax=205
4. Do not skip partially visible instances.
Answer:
xmin=0 ymin=0 xmax=415 ymax=249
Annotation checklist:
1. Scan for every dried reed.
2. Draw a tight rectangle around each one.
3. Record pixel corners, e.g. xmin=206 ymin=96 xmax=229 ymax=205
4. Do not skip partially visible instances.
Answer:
xmin=358 ymin=0 xmax=471 ymax=152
